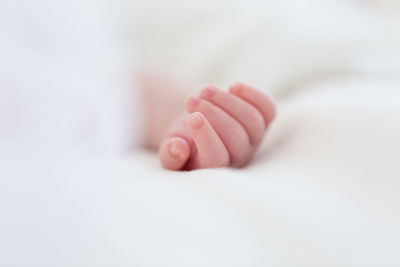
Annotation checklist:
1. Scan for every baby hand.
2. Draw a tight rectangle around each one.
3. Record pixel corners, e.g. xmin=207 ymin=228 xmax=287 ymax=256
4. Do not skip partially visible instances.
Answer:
xmin=159 ymin=82 xmax=276 ymax=170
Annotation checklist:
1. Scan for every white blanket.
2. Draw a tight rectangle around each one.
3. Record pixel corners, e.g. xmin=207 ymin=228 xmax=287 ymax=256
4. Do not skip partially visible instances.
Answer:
xmin=1 ymin=0 xmax=400 ymax=266
xmin=2 ymin=77 xmax=399 ymax=266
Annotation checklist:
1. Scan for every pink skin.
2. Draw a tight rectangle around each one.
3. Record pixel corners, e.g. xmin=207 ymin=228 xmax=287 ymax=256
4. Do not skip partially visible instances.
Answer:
xmin=159 ymin=82 xmax=277 ymax=171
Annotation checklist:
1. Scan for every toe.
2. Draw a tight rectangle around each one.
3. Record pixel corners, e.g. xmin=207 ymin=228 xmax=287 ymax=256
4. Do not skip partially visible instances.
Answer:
xmin=159 ymin=137 xmax=191 ymax=170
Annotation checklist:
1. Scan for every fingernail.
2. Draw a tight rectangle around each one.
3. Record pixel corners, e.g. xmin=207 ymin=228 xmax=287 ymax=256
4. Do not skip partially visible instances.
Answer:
xmin=189 ymin=113 xmax=203 ymax=129
xmin=201 ymin=86 xmax=216 ymax=98
xmin=188 ymin=96 xmax=201 ymax=107
xmin=168 ymin=140 xmax=182 ymax=158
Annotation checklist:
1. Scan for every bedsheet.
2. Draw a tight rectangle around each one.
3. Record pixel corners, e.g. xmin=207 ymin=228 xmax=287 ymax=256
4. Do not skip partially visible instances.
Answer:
xmin=1 ymin=77 xmax=399 ymax=266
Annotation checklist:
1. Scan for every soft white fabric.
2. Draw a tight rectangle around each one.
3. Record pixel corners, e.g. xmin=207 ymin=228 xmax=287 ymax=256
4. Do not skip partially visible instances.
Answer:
xmin=133 ymin=0 xmax=400 ymax=97
xmin=1 ymin=77 xmax=399 ymax=266
xmin=1 ymin=0 xmax=400 ymax=266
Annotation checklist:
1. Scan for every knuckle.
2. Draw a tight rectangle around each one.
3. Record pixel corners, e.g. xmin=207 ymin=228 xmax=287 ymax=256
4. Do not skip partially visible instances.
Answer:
xmin=229 ymin=129 xmax=248 ymax=147
xmin=203 ymin=155 xmax=229 ymax=168
xmin=249 ymin=110 xmax=265 ymax=131
xmin=261 ymin=97 xmax=277 ymax=124
xmin=225 ymin=128 xmax=250 ymax=163
xmin=231 ymin=149 xmax=253 ymax=168
xmin=247 ymin=111 xmax=265 ymax=144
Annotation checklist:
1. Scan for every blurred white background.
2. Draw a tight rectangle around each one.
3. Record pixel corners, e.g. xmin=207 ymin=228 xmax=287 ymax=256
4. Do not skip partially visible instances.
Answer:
xmin=0 ymin=0 xmax=399 ymax=157
xmin=131 ymin=0 xmax=400 ymax=95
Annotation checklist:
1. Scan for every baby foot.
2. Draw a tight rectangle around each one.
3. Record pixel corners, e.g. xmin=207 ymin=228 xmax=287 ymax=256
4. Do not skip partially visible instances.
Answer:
xmin=158 ymin=82 xmax=276 ymax=170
